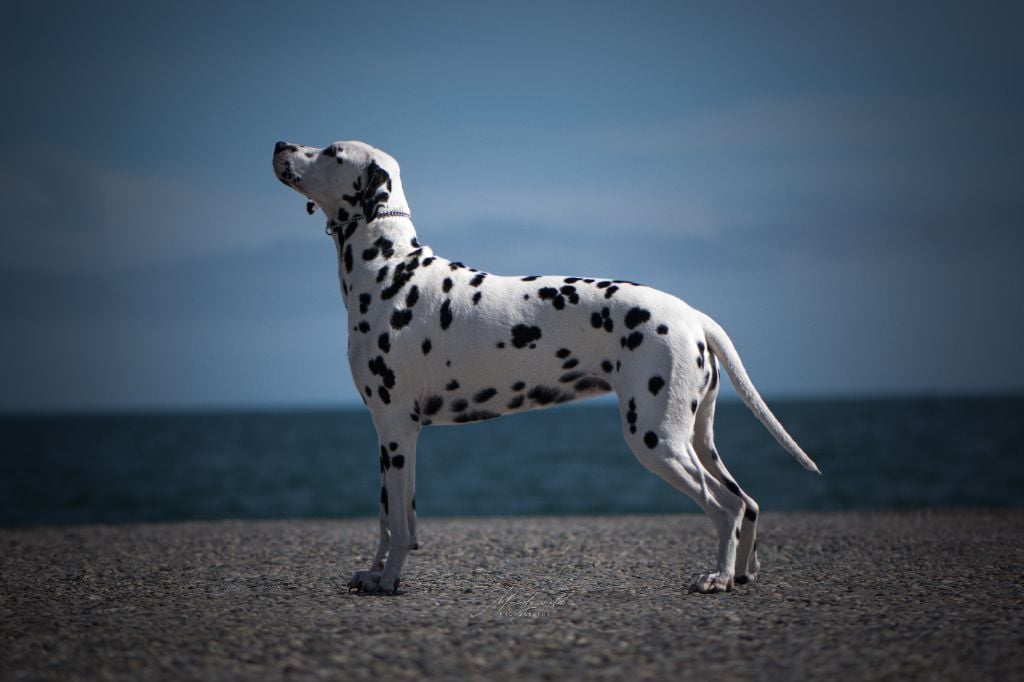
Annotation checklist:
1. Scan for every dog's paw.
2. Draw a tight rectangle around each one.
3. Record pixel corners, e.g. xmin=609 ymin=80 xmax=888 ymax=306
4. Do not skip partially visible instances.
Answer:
xmin=348 ymin=570 xmax=383 ymax=592
xmin=689 ymin=572 xmax=734 ymax=594
xmin=734 ymin=572 xmax=758 ymax=586
xmin=347 ymin=570 xmax=401 ymax=594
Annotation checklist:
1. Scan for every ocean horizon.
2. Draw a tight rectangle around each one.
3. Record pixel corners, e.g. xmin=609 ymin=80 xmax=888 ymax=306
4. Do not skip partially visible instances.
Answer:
xmin=2 ymin=394 xmax=1022 ymax=526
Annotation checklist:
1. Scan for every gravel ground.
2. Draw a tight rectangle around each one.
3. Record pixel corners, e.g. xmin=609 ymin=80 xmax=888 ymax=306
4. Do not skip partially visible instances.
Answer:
xmin=2 ymin=510 xmax=1022 ymax=680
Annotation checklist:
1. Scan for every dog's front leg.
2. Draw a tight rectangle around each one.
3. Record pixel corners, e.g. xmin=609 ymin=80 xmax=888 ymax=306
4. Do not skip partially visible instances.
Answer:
xmin=349 ymin=418 xmax=419 ymax=594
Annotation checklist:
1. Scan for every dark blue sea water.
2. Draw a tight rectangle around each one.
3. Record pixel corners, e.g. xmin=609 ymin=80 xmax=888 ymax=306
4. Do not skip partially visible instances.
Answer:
xmin=2 ymin=396 xmax=1022 ymax=526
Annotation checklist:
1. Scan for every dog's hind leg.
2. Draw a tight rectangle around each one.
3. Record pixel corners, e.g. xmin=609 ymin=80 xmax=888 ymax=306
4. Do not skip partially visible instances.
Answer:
xmin=349 ymin=416 xmax=420 ymax=594
xmin=692 ymin=354 xmax=761 ymax=583
xmin=619 ymin=393 xmax=746 ymax=593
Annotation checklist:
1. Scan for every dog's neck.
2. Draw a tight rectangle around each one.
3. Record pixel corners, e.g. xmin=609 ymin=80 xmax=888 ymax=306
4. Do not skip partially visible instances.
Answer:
xmin=329 ymin=210 xmax=425 ymax=310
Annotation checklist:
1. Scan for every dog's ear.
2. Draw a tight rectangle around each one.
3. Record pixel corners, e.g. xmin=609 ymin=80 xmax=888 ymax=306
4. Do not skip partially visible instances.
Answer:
xmin=360 ymin=161 xmax=392 ymax=221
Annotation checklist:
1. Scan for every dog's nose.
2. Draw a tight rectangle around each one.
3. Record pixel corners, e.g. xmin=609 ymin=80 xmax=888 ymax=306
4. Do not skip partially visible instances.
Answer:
xmin=274 ymin=140 xmax=292 ymax=155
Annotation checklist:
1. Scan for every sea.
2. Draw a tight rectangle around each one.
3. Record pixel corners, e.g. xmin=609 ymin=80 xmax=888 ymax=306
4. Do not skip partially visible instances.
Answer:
xmin=1 ymin=396 xmax=1022 ymax=526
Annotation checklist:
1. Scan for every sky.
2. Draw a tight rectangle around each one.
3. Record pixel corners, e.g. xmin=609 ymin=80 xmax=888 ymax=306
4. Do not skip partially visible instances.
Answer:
xmin=1 ymin=1 xmax=1021 ymax=412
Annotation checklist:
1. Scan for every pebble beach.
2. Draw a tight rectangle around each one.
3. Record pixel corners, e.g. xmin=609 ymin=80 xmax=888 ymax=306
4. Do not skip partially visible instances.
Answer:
xmin=3 ymin=510 xmax=1022 ymax=680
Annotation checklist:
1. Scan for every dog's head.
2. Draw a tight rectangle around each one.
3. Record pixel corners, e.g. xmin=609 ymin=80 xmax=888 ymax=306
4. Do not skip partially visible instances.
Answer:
xmin=272 ymin=140 xmax=402 ymax=224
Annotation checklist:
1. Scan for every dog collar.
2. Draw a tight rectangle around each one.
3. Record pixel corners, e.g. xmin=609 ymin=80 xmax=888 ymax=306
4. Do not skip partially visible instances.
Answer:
xmin=325 ymin=210 xmax=412 ymax=236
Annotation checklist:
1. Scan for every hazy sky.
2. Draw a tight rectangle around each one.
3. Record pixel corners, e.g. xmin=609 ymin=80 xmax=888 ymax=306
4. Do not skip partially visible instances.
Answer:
xmin=2 ymin=1 xmax=1021 ymax=412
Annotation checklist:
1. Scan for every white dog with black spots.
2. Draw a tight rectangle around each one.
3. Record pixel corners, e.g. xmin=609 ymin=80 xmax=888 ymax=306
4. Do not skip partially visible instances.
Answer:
xmin=272 ymin=139 xmax=820 ymax=595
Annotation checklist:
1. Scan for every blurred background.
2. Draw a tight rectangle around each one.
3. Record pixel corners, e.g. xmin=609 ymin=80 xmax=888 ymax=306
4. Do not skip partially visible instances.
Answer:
xmin=2 ymin=1 xmax=1021 ymax=524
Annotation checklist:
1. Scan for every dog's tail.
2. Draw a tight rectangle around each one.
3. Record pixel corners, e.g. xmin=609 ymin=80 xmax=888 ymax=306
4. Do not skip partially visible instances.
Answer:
xmin=701 ymin=315 xmax=821 ymax=474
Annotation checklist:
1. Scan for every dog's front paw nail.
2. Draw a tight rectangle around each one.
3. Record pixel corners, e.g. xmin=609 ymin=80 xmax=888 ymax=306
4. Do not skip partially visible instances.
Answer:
xmin=689 ymin=572 xmax=733 ymax=594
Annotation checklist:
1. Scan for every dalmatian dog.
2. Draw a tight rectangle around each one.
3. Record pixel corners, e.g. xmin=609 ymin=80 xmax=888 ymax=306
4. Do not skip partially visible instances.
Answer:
xmin=272 ymin=139 xmax=820 ymax=595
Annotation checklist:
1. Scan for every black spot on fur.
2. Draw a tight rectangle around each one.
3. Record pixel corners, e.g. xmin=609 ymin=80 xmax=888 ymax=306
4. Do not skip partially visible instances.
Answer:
xmin=648 ymin=376 xmax=665 ymax=395
xmin=691 ymin=399 xmax=698 ymax=413
xmin=365 ymin=386 xmax=372 ymax=397
xmin=378 ymin=333 xmax=390 ymax=353
xmin=405 ymin=286 xmax=420 ymax=308
xmin=381 ymin=267 xmax=414 ymax=301
xmin=510 ymin=324 xmax=542 ymax=349
xmin=472 ymin=291 xmax=482 ymax=305
xmin=446 ymin=380 xmax=460 ymax=391
xmin=604 ymin=285 xmax=619 ymax=299
xmin=362 ymin=246 xmax=379 ymax=261
xmin=710 ymin=361 xmax=719 ymax=391
xmin=521 ymin=275 xmax=540 ymax=281
xmin=357 ymin=321 xmax=370 ymax=333
xmin=624 ymin=332 xmax=644 ymax=350
xmin=626 ymin=398 xmax=638 ymax=434
xmin=559 ymin=371 xmax=583 ymax=384
xmin=380 ymin=445 xmax=390 ymax=471
xmin=453 ymin=410 xmax=500 ymax=424
xmin=527 ymin=385 xmax=572 ymax=405
xmin=697 ymin=341 xmax=706 ymax=354
xmin=624 ymin=307 xmax=651 ymax=330
xmin=507 ymin=395 xmax=525 ymax=409
xmin=512 ymin=381 xmax=526 ymax=391
xmin=657 ymin=324 xmax=669 ymax=335
xmin=496 ymin=342 xmax=506 ymax=348
xmin=368 ymin=356 xmax=396 ymax=388
xmin=381 ymin=486 xmax=389 ymax=514
xmin=343 ymin=244 xmax=353 ymax=273
xmin=424 ymin=395 xmax=444 ymax=416
xmin=745 ymin=507 xmax=758 ymax=522
xmin=643 ymin=431 xmax=659 ymax=449
xmin=556 ymin=348 xmax=572 ymax=359
xmin=601 ymin=360 xmax=614 ymax=373
xmin=376 ymin=266 xmax=390 ymax=283
xmin=391 ymin=308 xmax=413 ymax=329
xmin=596 ymin=281 xmax=611 ymax=288
xmin=389 ymin=442 xmax=398 ymax=451
xmin=423 ymin=256 xmax=435 ymax=267
xmin=392 ymin=455 xmax=405 ymax=469
xmin=359 ymin=293 xmax=372 ymax=314
xmin=590 ymin=312 xmax=603 ymax=329
xmin=559 ymin=285 xmax=580 ymax=304
xmin=564 ymin=277 xmax=581 ymax=284
xmin=537 ymin=287 xmax=566 ymax=310
xmin=562 ymin=358 xmax=579 ymax=370
xmin=474 ymin=387 xmax=498 ymax=403
xmin=440 ymin=299 xmax=453 ymax=330
xmin=469 ymin=273 xmax=486 ymax=287
xmin=575 ymin=377 xmax=612 ymax=392
xmin=378 ymin=386 xmax=391 ymax=404
xmin=697 ymin=355 xmax=704 ymax=369
xmin=421 ymin=338 xmax=432 ymax=355
xmin=374 ymin=237 xmax=395 ymax=259
xmin=442 ymin=277 xmax=453 ymax=293
xmin=450 ymin=398 xmax=468 ymax=413
xmin=724 ymin=479 xmax=741 ymax=496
